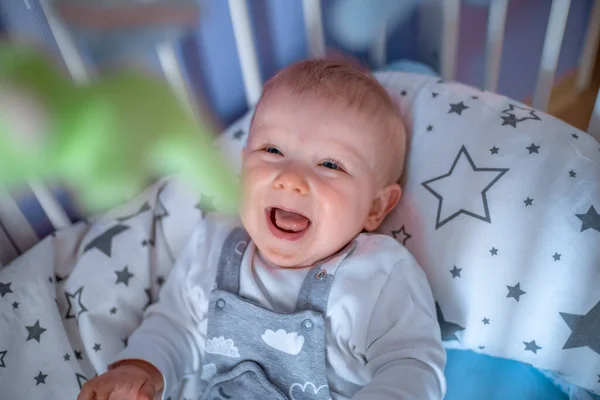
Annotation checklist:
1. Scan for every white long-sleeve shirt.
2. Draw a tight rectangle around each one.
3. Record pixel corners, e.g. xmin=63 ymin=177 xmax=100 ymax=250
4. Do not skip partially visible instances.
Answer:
xmin=111 ymin=215 xmax=446 ymax=399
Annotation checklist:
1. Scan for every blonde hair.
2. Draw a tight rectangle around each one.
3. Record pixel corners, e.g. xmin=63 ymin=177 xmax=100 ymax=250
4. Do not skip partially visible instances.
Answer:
xmin=255 ymin=58 xmax=407 ymax=185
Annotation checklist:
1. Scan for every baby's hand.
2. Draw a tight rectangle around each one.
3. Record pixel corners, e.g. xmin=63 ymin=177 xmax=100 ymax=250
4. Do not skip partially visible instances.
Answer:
xmin=77 ymin=360 xmax=163 ymax=400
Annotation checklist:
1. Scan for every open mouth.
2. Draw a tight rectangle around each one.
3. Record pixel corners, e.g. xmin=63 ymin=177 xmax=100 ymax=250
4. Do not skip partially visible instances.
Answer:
xmin=266 ymin=207 xmax=311 ymax=240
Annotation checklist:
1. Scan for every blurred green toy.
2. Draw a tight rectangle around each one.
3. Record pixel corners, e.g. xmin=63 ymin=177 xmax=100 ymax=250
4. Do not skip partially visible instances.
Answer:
xmin=0 ymin=43 xmax=239 ymax=214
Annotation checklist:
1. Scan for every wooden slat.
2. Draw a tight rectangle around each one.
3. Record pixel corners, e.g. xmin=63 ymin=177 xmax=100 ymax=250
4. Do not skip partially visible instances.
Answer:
xmin=0 ymin=219 xmax=19 ymax=266
xmin=533 ymin=0 xmax=571 ymax=111
xmin=35 ymin=0 xmax=88 ymax=229
xmin=589 ymin=91 xmax=600 ymax=140
xmin=156 ymin=41 xmax=197 ymax=117
xmin=228 ymin=0 xmax=263 ymax=106
xmin=0 ymin=189 xmax=39 ymax=253
xmin=38 ymin=0 xmax=90 ymax=84
xmin=369 ymin=24 xmax=387 ymax=68
xmin=441 ymin=0 xmax=460 ymax=81
xmin=483 ymin=0 xmax=509 ymax=92
xmin=302 ymin=0 xmax=326 ymax=58
xmin=576 ymin=0 xmax=600 ymax=92
xmin=28 ymin=181 xmax=71 ymax=230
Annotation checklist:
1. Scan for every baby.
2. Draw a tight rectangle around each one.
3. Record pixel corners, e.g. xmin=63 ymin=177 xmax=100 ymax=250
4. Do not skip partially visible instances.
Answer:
xmin=78 ymin=59 xmax=446 ymax=400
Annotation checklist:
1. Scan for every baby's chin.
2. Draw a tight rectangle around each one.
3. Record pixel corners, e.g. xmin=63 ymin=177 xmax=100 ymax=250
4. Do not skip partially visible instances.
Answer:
xmin=257 ymin=246 xmax=319 ymax=269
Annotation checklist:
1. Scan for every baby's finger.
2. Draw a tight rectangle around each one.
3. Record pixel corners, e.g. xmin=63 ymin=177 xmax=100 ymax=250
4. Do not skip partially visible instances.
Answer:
xmin=77 ymin=379 xmax=98 ymax=400
xmin=93 ymin=384 xmax=115 ymax=400
xmin=137 ymin=379 xmax=156 ymax=400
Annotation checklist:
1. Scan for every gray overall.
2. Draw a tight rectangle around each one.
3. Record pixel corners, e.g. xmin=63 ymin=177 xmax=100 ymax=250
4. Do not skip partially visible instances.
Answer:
xmin=198 ymin=227 xmax=354 ymax=400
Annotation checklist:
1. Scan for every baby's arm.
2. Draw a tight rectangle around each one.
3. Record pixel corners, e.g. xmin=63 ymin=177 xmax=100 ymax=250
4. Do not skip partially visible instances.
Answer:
xmin=105 ymin=221 xmax=214 ymax=397
xmin=352 ymin=258 xmax=446 ymax=400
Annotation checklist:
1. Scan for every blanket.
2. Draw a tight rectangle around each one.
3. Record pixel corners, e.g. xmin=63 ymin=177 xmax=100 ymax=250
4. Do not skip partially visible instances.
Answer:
xmin=0 ymin=178 xmax=205 ymax=399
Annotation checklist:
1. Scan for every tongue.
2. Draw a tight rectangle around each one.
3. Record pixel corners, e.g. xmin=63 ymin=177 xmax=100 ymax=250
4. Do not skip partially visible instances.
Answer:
xmin=274 ymin=209 xmax=309 ymax=232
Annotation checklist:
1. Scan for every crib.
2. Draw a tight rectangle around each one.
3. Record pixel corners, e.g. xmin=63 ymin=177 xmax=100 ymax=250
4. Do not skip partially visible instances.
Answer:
xmin=1 ymin=1 xmax=600 ymax=399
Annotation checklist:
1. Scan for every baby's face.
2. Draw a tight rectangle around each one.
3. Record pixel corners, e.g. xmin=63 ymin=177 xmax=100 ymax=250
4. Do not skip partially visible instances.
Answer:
xmin=240 ymin=88 xmax=390 ymax=267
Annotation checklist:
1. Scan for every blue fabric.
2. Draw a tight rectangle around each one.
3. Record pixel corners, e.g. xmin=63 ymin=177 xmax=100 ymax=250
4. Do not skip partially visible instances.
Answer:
xmin=444 ymin=349 xmax=568 ymax=400
xmin=380 ymin=59 xmax=439 ymax=76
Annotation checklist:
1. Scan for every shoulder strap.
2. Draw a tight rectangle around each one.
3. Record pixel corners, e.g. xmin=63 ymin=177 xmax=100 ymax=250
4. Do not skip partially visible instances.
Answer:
xmin=215 ymin=227 xmax=250 ymax=294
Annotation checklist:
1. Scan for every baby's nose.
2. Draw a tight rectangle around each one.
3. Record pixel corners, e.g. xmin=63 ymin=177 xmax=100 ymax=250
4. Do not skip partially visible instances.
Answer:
xmin=273 ymin=169 xmax=309 ymax=195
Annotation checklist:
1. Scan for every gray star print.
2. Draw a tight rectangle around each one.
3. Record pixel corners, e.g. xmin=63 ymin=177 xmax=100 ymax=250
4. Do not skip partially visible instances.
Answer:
xmin=64 ymin=353 xmax=70 ymax=361
xmin=524 ymin=197 xmax=533 ymax=207
xmin=196 ymin=194 xmax=216 ymax=215
xmin=560 ymin=300 xmax=600 ymax=355
xmin=569 ymin=170 xmax=577 ymax=178
xmin=490 ymin=247 xmax=498 ymax=256
xmin=576 ymin=205 xmax=600 ymax=233
xmin=553 ymin=252 xmax=561 ymax=261
xmin=448 ymin=101 xmax=469 ymax=115
xmin=76 ymin=373 xmax=87 ymax=390
xmin=12 ymin=301 xmax=18 ymax=309
xmin=422 ymin=146 xmax=509 ymax=229
xmin=65 ymin=286 xmax=88 ymax=320
xmin=233 ymin=129 xmax=245 ymax=140
xmin=450 ymin=266 xmax=462 ymax=278
xmin=500 ymin=104 xmax=541 ymax=126
xmin=84 ymin=224 xmax=130 ymax=257
xmin=74 ymin=350 xmax=83 ymax=360
xmin=0 ymin=350 xmax=6 ymax=367
xmin=93 ymin=343 xmax=101 ymax=352
xmin=26 ymin=320 xmax=47 ymax=342
xmin=34 ymin=371 xmax=47 ymax=385
xmin=0 ymin=281 xmax=12 ymax=297
xmin=392 ymin=226 xmax=411 ymax=245
xmin=507 ymin=283 xmax=526 ymax=302
xmin=490 ymin=146 xmax=499 ymax=154
xmin=501 ymin=114 xmax=519 ymax=127
xmin=115 ymin=266 xmax=134 ymax=286
xmin=571 ymin=133 xmax=579 ymax=139
xmin=482 ymin=318 xmax=490 ymax=325
xmin=144 ymin=288 xmax=152 ymax=310
xmin=154 ymin=198 xmax=170 ymax=221
xmin=526 ymin=143 xmax=540 ymax=154
xmin=426 ymin=125 xmax=433 ymax=132
xmin=524 ymin=340 xmax=542 ymax=354
xmin=436 ymin=303 xmax=465 ymax=341
xmin=110 ymin=307 xmax=117 ymax=315
xmin=116 ymin=202 xmax=151 ymax=222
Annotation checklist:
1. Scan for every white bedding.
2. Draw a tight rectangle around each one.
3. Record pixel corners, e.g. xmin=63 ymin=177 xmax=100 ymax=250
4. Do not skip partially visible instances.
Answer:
xmin=0 ymin=178 xmax=203 ymax=399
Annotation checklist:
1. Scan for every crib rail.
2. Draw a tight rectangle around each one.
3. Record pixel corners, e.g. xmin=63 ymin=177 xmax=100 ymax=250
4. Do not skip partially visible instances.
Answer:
xmin=483 ymin=0 xmax=509 ymax=93
xmin=4 ymin=0 xmax=600 ymax=246
xmin=532 ymin=0 xmax=572 ymax=112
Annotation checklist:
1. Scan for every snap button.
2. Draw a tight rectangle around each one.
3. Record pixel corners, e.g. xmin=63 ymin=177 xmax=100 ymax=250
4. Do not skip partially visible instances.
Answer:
xmin=302 ymin=319 xmax=314 ymax=330
xmin=216 ymin=299 xmax=226 ymax=309
xmin=316 ymin=270 xmax=326 ymax=280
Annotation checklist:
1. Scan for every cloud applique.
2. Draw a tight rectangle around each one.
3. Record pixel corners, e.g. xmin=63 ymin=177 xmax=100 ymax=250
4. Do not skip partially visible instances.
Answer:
xmin=205 ymin=337 xmax=240 ymax=358
xmin=261 ymin=329 xmax=304 ymax=355
xmin=289 ymin=382 xmax=331 ymax=400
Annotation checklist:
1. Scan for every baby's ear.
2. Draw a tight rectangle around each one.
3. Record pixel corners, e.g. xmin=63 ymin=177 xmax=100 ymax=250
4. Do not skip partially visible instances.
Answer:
xmin=364 ymin=183 xmax=402 ymax=232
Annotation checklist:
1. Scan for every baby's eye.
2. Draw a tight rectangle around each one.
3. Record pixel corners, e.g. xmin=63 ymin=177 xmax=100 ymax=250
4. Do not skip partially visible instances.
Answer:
xmin=264 ymin=147 xmax=282 ymax=155
xmin=321 ymin=160 xmax=341 ymax=170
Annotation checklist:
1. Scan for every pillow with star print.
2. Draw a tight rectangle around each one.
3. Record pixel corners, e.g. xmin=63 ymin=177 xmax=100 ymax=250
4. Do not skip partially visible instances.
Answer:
xmin=370 ymin=71 xmax=600 ymax=395
xmin=210 ymin=70 xmax=600 ymax=394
